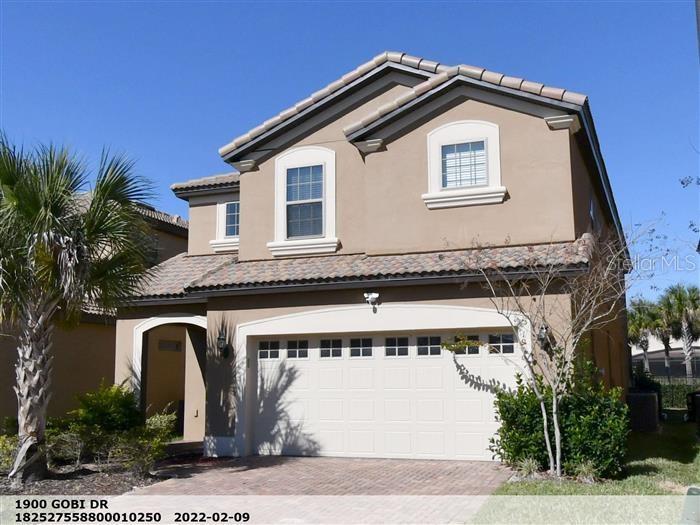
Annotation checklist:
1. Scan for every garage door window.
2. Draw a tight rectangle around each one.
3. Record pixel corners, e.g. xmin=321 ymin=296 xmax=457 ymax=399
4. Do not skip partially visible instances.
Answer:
xmin=452 ymin=334 xmax=480 ymax=355
xmin=287 ymin=340 xmax=309 ymax=359
xmin=488 ymin=333 xmax=515 ymax=354
xmin=320 ymin=339 xmax=342 ymax=358
xmin=259 ymin=341 xmax=280 ymax=359
xmin=417 ymin=336 xmax=442 ymax=357
xmin=385 ymin=337 xmax=409 ymax=357
xmin=350 ymin=338 xmax=373 ymax=358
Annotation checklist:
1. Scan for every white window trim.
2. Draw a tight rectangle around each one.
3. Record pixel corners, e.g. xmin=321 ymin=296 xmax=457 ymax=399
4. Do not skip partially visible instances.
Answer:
xmin=210 ymin=199 xmax=240 ymax=253
xmin=423 ymin=120 xmax=506 ymax=209
xmin=268 ymin=146 xmax=338 ymax=256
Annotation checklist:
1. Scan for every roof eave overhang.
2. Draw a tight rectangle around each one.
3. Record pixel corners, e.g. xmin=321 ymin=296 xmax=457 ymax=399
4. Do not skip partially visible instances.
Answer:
xmin=219 ymin=62 xmax=435 ymax=163
xmin=172 ymin=183 xmax=241 ymax=201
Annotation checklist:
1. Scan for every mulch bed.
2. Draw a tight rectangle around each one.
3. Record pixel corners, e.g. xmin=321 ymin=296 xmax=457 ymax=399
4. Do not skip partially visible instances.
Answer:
xmin=0 ymin=467 xmax=159 ymax=495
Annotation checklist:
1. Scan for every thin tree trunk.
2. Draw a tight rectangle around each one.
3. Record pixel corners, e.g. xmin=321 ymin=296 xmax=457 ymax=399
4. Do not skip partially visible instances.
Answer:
xmin=9 ymin=309 xmax=54 ymax=486
xmin=681 ymin=318 xmax=694 ymax=385
xmin=536 ymin=394 xmax=555 ymax=475
xmin=552 ymin=393 xmax=562 ymax=477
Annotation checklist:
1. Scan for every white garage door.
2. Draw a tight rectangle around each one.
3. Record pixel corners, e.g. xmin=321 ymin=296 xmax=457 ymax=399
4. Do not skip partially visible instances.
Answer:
xmin=254 ymin=331 xmax=520 ymax=461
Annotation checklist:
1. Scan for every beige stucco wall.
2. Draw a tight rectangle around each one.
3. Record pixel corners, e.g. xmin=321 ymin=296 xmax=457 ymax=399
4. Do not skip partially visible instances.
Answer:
xmin=153 ymin=229 xmax=188 ymax=262
xmin=1 ymin=320 xmax=116 ymax=421
xmin=144 ymin=324 xmax=186 ymax=417
xmin=209 ymin=92 xmax=578 ymax=261
xmin=187 ymin=193 xmax=239 ymax=256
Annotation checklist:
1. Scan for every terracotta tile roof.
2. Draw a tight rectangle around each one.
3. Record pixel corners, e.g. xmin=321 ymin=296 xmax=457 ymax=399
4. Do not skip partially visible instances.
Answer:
xmin=171 ymin=172 xmax=240 ymax=194
xmin=136 ymin=205 xmax=188 ymax=231
xmin=135 ymin=252 xmax=237 ymax=299
xmin=132 ymin=235 xmax=593 ymax=300
xmin=218 ymin=51 xmax=587 ymax=157
xmin=343 ymin=65 xmax=586 ymax=137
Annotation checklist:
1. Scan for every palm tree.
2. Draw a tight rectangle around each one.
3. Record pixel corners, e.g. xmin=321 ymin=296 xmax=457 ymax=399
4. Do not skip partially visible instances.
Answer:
xmin=656 ymin=293 xmax=677 ymax=384
xmin=628 ymin=299 xmax=659 ymax=374
xmin=659 ymin=284 xmax=700 ymax=383
xmin=0 ymin=136 xmax=152 ymax=484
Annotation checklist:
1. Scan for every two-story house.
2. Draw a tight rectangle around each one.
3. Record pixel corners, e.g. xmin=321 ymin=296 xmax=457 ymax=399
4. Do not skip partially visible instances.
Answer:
xmin=114 ymin=52 xmax=628 ymax=460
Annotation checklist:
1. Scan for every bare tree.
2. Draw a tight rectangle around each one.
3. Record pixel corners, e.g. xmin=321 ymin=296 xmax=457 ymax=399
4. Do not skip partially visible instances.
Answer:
xmin=454 ymin=230 xmax=650 ymax=477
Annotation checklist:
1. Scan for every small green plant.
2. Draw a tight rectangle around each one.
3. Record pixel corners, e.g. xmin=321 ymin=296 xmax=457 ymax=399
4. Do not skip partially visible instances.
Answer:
xmin=0 ymin=434 xmax=18 ymax=472
xmin=71 ymin=382 xmax=142 ymax=433
xmin=516 ymin=457 xmax=540 ymax=478
xmin=145 ymin=410 xmax=177 ymax=442
xmin=570 ymin=460 xmax=597 ymax=484
xmin=109 ymin=429 xmax=167 ymax=477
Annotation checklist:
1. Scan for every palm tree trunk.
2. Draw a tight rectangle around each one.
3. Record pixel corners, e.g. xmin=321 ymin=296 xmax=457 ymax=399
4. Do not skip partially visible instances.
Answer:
xmin=681 ymin=318 xmax=694 ymax=384
xmin=662 ymin=338 xmax=672 ymax=384
xmin=8 ymin=307 xmax=55 ymax=485
xmin=641 ymin=338 xmax=650 ymax=373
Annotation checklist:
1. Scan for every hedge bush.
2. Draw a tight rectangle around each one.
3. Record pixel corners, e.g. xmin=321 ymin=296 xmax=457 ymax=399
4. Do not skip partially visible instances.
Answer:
xmin=70 ymin=382 xmax=142 ymax=433
xmin=0 ymin=434 xmax=17 ymax=472
xmin=490 ymin=365 xmax=629 ymax=478
xmin=658 ymin=380 xmax=700 ymax=409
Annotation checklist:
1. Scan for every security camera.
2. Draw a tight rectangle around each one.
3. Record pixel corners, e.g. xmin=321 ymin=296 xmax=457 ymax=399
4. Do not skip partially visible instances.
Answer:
xmin=364 ymin=292 xmax=379 ymax=305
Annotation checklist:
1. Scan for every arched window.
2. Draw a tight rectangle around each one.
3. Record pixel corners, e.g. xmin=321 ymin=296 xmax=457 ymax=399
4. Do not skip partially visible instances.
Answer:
xmin=423 ymin=120 xmax=506 ymax=209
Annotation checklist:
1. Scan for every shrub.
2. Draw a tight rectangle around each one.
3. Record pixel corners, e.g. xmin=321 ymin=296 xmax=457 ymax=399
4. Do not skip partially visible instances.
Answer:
xmin=560 ymin=384 xmax=629 ymax=477
xmin=71 ymin=382 xmax=142 ymax=433
xmin=659 ymin=380 xmax=700 ymax=409
xmin=108 ymin=427 xmax=168 ymax=477
xmin=490 ymin=363 xmax=629 ymax=479
xmin=46 ymin=430 xmax=83 ymax=467
xmin=0 ymin=434 xmax=18 ymax=472
xmin=490 ymin=375 xmax=549 ymax=469
xmin=1 ymin=417 xmax=18 ymax=436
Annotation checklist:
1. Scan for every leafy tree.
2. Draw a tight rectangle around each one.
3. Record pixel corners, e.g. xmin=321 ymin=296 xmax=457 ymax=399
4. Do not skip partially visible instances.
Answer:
xmin=0 ymin=136 xmax=152 ymax=484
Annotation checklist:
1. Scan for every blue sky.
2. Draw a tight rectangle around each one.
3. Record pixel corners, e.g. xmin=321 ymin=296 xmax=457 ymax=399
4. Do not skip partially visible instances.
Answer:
xmin=1 ymin=1 xmax=697 ymax=298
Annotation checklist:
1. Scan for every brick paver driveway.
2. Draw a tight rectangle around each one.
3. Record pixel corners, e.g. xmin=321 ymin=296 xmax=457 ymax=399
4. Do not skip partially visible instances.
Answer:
xmin=133 ymin=456 xmax=511 ymax=495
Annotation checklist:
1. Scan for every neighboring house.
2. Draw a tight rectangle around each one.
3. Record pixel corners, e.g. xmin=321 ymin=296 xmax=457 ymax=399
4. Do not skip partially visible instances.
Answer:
xmin=631 ymin=335 xmax=699 ymax=378
xmin=115 ymin=51 xmax=628 ymax=460
xmin=0 ymin=206 xmax=188 ymax=424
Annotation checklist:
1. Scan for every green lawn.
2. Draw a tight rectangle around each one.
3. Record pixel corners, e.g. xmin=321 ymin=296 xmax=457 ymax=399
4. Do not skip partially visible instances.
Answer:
xmin=495 ymin=413 xmax=699 ymax=495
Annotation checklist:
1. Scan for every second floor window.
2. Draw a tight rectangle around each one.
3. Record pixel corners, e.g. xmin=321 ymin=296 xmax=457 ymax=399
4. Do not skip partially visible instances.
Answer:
xmin=441 ymin=141 xmax=487 ymax=188
xmin=286 ymin=165 xmax=323 ymax=238
xmin=225 ymin=201 xmax=240 ymax=237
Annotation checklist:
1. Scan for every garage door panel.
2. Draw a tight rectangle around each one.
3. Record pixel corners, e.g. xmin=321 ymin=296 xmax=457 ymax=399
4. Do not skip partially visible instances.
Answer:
xmin=319 ymin=398 xmax=344 ymax=421
xmin=348 ymin=430 xmax=375 ymax=453
xmin=415 ymin=366 xmax=443 ymax=389
xmin=384 ymin=367 xmax=411 ymax=389
xmin=384 ymin=399 xmax=411 ymax=421
xmin=416 ymin=399 xmax=445 ymax=422
xmin=319 ymin=368 xmax=343 ymax=389
xmin=349 ymin=367 xmax=374 ymax=389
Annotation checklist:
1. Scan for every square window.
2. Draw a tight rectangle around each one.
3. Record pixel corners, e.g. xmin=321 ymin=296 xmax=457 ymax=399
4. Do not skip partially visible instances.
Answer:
xmin=385 ymin=336 xmax=409 ymax=357
xmin=259 ymin=340 xmax=279 ymax=359
xmin=441 ymin=141 xmax=487 ymax=189
xmin=488 ymin=334 xmax=515 ymax=354
xmin=287 ymin=340 xmax=308 ymax=359
xmin=452 ymin=335 xmax=479 ymax=355
xmin=350 ymin=338 xmax=372 ymax=358
xmin=417 ymin=336 xmax=441 ymax=357
xmin=320 ymin=339 xmax=342 ymax=358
